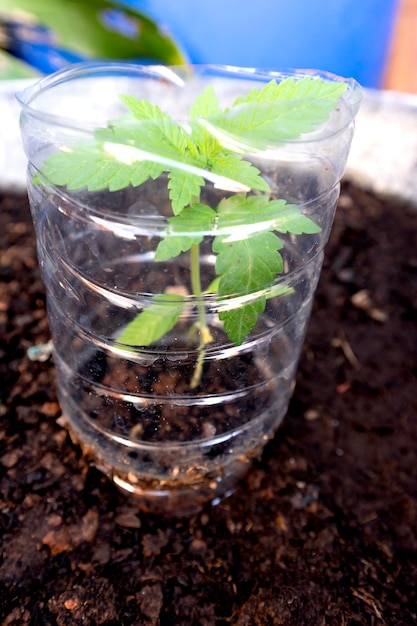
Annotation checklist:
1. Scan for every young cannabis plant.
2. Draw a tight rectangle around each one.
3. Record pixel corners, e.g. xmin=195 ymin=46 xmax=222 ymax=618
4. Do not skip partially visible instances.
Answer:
xmin=38 ymin=75 xmax=347 ymax=387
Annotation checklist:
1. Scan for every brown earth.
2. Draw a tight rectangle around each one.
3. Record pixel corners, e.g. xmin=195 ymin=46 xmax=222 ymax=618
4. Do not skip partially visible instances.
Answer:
xmin=0 ymin=181 xmax=416 ymax=625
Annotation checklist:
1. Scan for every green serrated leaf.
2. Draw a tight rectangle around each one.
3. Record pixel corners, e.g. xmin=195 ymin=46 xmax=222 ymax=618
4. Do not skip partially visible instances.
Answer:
xmin=94 ymin=99 xmax=204 ymax=193
xmin=155 ymin=203 xmax=216 ymax=261
xmin=215 ymin=232 xmax=284 ymax=295
xmin=190 ymin=86 xmax=222 ymax=156
xmin=218 ymin=283 xmax=294 ymax=345
xmin=216 ymin=194 xmax=316 ymax=235
xmin=167 ymin=169 xmax=206 ymax=215
xmin=219 ymin=298 xmax=266 ymax=346
xmin=130 ymin=161 xmax=165 ymax=187
xmin=119 ymin=95 xmax=194 ymax=155
xmin=154 ymin=236 xmax=200 ymax=263
xmin=214 ymin=230 xmax=284 ymax=343
xmin=209 ymin=153 xmax=270 ymax=192
xmin=117 ymin=294 xmax=185 ymax=346
xmin=278 ymin=76 xmax=347 ymax=101
xmin=273 ymin=211 xmax=322 ymax=235
xmin=35 ymin=74 xmax=332 ymax=355
xmin=209 ymin=77 xmax=348 ymax=150
xmin=190 ymin=86 xmax=221 ymax=118
xmin=212 ymin=193 xmax=319 ymax=343
xmin=209 ymin=100 xmax=338 ymax=150
xmin=39 ymin=144 xmax=164 ymax=192
xmin=38 ymin=146 xmax=116 ymax=190
xmin=235 ymin=76 xmax=347 ymax=105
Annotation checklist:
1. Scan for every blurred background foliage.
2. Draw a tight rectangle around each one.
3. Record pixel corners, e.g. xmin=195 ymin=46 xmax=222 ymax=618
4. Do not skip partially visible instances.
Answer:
xmin=0 ymin=0 xmax=403 ymax=89
xmin=0 ymin=0 xmax=186 ymax=79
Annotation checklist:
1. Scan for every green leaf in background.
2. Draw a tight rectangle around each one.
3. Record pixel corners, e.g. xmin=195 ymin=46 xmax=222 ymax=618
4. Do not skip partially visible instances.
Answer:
xmin=0 ymin=0 xmax=186 ymax=66
xmin=0 ymin=49 xmax=39 ymax=79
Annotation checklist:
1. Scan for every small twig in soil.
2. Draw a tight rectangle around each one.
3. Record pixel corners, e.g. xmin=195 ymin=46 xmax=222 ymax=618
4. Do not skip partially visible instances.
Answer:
xmin=351 ymin=587 xmax=386 ymax=624
xmin=332 ymin=331 xmax=361 ymax=370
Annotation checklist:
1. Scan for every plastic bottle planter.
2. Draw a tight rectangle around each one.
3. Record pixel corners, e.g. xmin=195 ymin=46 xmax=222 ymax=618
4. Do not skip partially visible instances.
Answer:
xmin=18 ymin=64 xmax=362 ymax=515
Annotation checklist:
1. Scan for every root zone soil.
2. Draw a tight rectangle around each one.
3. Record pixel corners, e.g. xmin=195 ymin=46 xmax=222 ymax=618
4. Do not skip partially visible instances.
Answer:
xmin=0 ymin=181 xmax=416 ymax=625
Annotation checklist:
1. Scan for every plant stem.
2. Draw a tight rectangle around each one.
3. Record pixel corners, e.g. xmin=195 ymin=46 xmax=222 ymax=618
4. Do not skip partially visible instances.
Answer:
xmin=189 ymin=242 xmax=212 ymax=389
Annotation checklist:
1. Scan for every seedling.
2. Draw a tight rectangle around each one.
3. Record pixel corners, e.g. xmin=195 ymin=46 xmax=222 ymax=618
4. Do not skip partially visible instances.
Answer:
xmin=37 ymin=75 xmax=347 ymax=387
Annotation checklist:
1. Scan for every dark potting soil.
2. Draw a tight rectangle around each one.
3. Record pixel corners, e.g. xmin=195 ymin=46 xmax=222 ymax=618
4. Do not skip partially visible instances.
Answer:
xmin=0 ymin=182 xmax=416 ymax=625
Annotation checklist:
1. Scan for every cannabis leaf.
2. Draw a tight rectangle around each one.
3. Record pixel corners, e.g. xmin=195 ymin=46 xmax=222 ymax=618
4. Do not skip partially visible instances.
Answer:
xmin=214 ymin=231 xmax=284 ymax=344
xmin=219 ymin=299 xmax=266 ymax=347
xmin=37 ymin=143 xmax=164 ymax=192
xmin=39 ymin=96 xmax=208 ymax=212
xmin=189 ymin=85 xmax=222 ymax=156
xmin=189 ymin=86 xmax=269 ymax=192
xmin=234 ymin=76 xmax=347 ymax=105
xmin=104 ymin=96 xmax=207 ymax=212
xmin=212 ymin=193 xmax=320 ymax=343
xmin=155 ymin=203 xmax=216 ymax=262
xmin=117 ymin=293 xmax=185 ymax=346
xmin=37 ymin=73 xmax=348 ymax=375
xmin=209 ymin=154 xmax=270 ymax=193
xmin=214 ymin=230 xmax=284 ymax=295
xmin=207 ymin=76 xmax=348 ymax=150
xmin=118 ymin=95 xmax=199 ymax=159
xmin=216 ymin=195 xmax=320 ymax=236
xmin=167 ymin=169 xmax=206 ymax=216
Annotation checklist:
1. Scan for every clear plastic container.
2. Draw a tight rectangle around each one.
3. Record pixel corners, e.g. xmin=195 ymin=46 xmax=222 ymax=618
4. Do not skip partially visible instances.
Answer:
xmin=18 ymin=64 xmax=362 ymax=515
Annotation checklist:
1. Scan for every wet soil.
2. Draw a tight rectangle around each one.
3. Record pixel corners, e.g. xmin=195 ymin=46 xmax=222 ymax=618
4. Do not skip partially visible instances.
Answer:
xmin=1 ymin=182 xmax=416 ymax=625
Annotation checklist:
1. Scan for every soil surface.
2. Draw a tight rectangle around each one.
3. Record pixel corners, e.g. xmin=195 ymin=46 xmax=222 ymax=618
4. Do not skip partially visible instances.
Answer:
xmin=1 ymin=182 xmax=416 ymax=625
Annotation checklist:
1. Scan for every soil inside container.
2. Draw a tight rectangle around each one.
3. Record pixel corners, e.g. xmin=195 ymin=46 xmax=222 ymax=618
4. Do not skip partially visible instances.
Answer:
xmin=60 ymin=310 xmax=289 ymax=516
xmin=74 ymin=344 xmax=269 ymax=443
xmin=1 ymin=181 xmax=416 ymax=625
